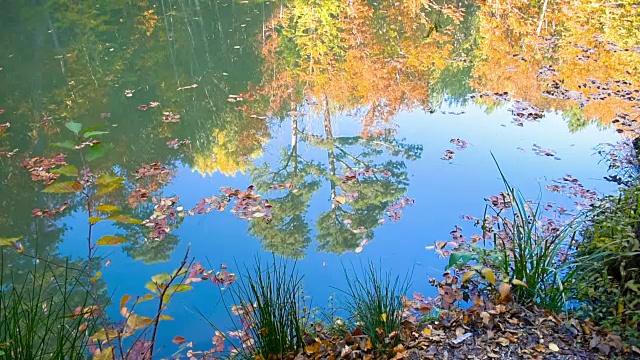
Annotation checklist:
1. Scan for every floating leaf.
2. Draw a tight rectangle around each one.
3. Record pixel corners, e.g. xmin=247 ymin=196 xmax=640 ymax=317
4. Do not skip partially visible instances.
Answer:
xmin=481 ymin=268 xmax=496 ymax=284
xmin=65 ymin=121 xmax=83 ymax=134
xmin=95 ymin=174 xmax=125 ymax=185
xmin=107 ymin=214 xmax=142 ymax=224
xmin=0 ymin=236 xmax=22 ymax=247
xmin=86 ymin=144 xmax=106 ymax=162
xmin=96 ymin=183 xmax=122 ymax=196
xmin=96 ymin=235 xmax=127 ymax=246
xmin=43 ymin=181 xmax=83 ymax=193
xmin=90 ymin=271 xmax=102 ymax=284
xmin=95 ymin=205 xmax=121 ymax=213
xmin=173 ymin=336 xmax=186 ymax=345
xmin=83 ymin=130 xmax=109 ymax=138
xmin=89 ymin=216 xmax=103 ymax=224
xmin=52 ymin=140 xmax=77 ymax=149
xmin=50 ymin=165 xmax=79 ymax=177
xmin=93 ymin=346 xmax=114 ymax=360
xmin=126 ymin=314 xmax=153 ymax=330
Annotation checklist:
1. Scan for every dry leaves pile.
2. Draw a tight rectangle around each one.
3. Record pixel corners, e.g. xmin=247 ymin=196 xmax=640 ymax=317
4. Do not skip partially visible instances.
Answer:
xmin=292 ymin=304 xmax=637 ymax=360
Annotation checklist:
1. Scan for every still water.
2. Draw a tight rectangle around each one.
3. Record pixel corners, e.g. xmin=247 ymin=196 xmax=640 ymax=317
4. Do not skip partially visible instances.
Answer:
xmin=1 ymin=0 xmax=637 ymax=354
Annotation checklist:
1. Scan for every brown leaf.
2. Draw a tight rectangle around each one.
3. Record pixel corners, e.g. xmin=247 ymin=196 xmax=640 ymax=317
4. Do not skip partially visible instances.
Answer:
xmin=173 ymin=335 xmax=186 ymax=345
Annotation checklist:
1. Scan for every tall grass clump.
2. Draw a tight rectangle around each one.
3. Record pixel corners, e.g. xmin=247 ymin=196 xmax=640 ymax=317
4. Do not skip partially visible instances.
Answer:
xmin=340 ymin=262 xmax=411 ymax=350
xmin=488 ymin=162 xmax=579 ymax=310
xmin=229 ymin=256 xmax=306 ymax=359
xmin=443 ymin=158 xmax=579 ymax=312
xmin=0 ymin=255 xmax=99 ymax=359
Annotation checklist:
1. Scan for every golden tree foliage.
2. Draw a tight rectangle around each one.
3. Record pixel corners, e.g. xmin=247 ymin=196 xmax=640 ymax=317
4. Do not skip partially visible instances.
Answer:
xmin=471 ymin=0 xmax=640 ymax=132
xmin=256 ymin=0 xmax=465 ymax=134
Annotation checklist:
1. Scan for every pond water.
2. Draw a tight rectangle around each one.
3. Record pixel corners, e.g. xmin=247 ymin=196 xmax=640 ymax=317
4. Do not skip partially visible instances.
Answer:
xmin=1 ymin=0 xmax=638 ymax=355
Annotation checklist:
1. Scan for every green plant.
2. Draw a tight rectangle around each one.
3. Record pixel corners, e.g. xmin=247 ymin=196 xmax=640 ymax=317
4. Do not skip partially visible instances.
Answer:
xmin=340 ymin=262 xmax=411 ymax=351
xmin=575 ymin=182 xmax=640 ymax=346
xmin=445 ymin=157 xmax=579 ymax=311
xmin=0 ymin=254 xmax=100 ymax=359
xmin=228 ymin=256 xmax=307 ymax=359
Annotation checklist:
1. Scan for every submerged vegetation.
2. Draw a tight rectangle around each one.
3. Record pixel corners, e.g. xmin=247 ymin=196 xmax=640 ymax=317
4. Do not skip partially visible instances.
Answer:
xmin=1 ymin=0 xmax=640 ymax=358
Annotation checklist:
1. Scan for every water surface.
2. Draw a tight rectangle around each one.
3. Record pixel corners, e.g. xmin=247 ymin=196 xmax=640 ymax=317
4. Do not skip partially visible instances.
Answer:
xmin=1 ymin=0 xmax=638 ymax=353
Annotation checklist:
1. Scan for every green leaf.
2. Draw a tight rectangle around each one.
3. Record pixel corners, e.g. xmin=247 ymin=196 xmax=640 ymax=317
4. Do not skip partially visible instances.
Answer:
xmin=0 ymin=236 xmax=22 ymax=247
xmin=166 ymin=284 xmax=192 ymax=294
xmin=96 ymin=183 xmax=122 ymax=196
xmin=151 ymin=273 xmax=172 ymax=284
xmin=135 ymin=293 xmax=155 ymax=303
xmin=96 ymin=235 xmax=127 ymax=246
xmin=91 ymin=329 xmax=118 ymax=341
xmin=107 ymin=214 xmax=142 ymax=225
xmin=95 ymin=205 xmax=121 ymax=213
xmin=88 ymin=216 xmax=104 ymax=224
xmin=126 ymin=314 xmax=153 ymax=330
xmin=145 ymin=281 xmax=159 ymax=294
xmin=42 ymin=181 xmax=83 ymax=193
xmin=83 ymin=130 xmax=109 ymax=138
xmin=52 ymin=140 xmax=77 ymax=149
xmin=447 ymin=251 xmax=475 ymax=270
xmin=86 ymin=144 xmax=106 ymax=162
xmin=50 ymin=165 xmax=79 ymax=177
xmin=95 ymin=174 xmax=124 ymax=185
xmin=65 ymin=121 xmax=83 ymax=134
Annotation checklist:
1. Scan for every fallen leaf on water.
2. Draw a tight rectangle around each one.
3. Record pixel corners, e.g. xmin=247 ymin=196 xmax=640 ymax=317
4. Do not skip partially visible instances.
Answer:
xmin=172 ymin=336 xmax=185 ymax=345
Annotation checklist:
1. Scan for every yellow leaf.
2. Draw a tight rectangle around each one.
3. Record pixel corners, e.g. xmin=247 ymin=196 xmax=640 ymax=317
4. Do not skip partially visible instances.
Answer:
xmin=0 ymin=236 xmax=22 ymax=247
xmin=462 ymin=270 xmax=477 ymax=283
xmin=135 ymin=294 xmax=155 ymax=303
xmin=511 ymin=279 xmax=528 ymax=288
xmin=126 ymin=314 xmax=153 ymax=330
xmin=159 ymin=315 xmax=174 ymax=321
xmin=91 ymin=329 xmax=118 ymax=341
xmin=381 ymin=313 xmax=387 ymax=322
xmin=90 ymin=271 xmax=102 ymax=284
xmin=305 ymin=342 xmax=321 ymax=354
xmin=334 ymin=195 xmax=347 ymax=204
xmin=93 ymin=346 xmax=114 ymax=360
xmin=481 ymin=268 xmax=496 ymax=284
xmin=617 ymin=299 xmax=624 ymax=314
xmin=421 ymin=327 xmax=432 ymax=336
xmin=120 ymin=295 xmax=130 ymax=310
xmin=89 ymin=217 xmax=104 ymax=224
xmin=95 ymin=205 xmax=121 ymax=213
xmin=96 ymin=235 xmax=127 ymax=246
xmin=42 ymin=181 xmax=83 ymax=193
xmin=549 ymin=343 xmax=560 ymax=352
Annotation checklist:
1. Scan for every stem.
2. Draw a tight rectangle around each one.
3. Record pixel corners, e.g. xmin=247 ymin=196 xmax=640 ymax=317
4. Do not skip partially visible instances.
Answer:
xmin=148 ymin=247 xmax=191 ymax=358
